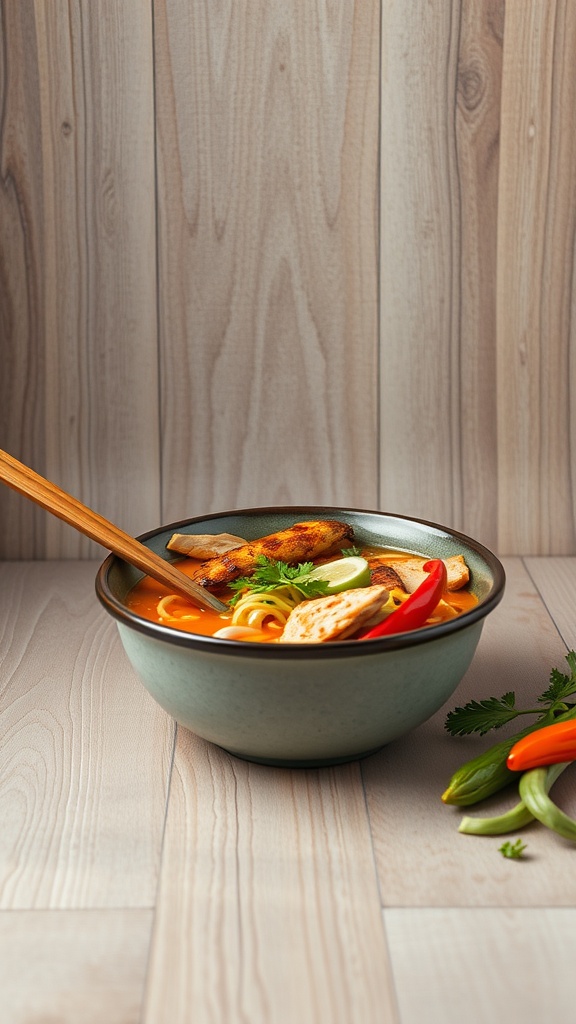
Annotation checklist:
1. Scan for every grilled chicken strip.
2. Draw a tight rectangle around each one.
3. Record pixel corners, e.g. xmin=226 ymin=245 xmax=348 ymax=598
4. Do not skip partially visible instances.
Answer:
xmin=368 ymin=562 xmax=405 ymax=591
xmin=191 ymin=519 xmax=355 ymax=589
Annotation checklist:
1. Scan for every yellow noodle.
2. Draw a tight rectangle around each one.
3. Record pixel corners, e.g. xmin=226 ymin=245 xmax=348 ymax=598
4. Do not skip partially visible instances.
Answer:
xmin=157 ymin=595 xmax=201 ymax=623
xmin=427 ymin=599 xmax=458 ymax=624
xmin=232 ymin=588 xmax=302 ymax=628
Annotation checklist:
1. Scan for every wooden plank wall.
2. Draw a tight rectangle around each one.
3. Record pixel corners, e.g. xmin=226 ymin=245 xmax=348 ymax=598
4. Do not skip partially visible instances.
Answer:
xmin=0 ymin=0 xmax=575 ymax=558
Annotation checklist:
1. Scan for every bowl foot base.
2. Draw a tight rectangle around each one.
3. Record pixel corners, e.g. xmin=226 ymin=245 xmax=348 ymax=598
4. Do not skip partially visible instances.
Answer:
xmin=220 ymin=744 xmax=384 ymax=768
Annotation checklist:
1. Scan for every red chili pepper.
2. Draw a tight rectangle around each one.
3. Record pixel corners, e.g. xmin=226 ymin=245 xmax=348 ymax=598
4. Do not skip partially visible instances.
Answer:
xmin=507 ymin=720 xmax=576 ymax=771
xmin=358 ymin=558 xmax=447 ymax=640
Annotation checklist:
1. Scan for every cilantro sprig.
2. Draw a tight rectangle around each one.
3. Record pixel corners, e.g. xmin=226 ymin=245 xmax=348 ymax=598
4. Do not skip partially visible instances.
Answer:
xmin=537 ymin=653 xmax=576 ymax=703
xmin=499 ymin=839 xmax=527 ymax=860
xmin=445 ymin=651 xmax=576 ymax=736
xmin=227 ymin=555 xmax=330 ymax=606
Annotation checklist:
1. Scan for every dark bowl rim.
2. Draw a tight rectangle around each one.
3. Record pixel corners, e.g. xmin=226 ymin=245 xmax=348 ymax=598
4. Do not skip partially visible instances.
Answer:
xmin=95 ymin=505 xmax=506 ymax=660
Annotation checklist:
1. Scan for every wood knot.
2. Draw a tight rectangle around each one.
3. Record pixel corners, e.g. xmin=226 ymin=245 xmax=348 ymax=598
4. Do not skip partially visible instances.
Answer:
xmin=61 ymin=121 xmax=73 ymax=137
xmin=458 ymin=65 xmax=484 ymax=111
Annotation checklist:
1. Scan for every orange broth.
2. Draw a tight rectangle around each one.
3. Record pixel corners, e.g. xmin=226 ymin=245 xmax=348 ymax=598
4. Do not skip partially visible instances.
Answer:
xmin=125 ymin=548 xmax=478 ymax=642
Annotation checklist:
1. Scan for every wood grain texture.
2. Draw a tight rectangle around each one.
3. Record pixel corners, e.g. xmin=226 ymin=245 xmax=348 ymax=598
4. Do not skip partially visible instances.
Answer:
xmin=143 ymin=729 xmax=397 ymax=1024
xmin=0 ymin=561 xmax=174 ymax=908
xmin=0 ymin=1 xmax=160 ymax=558
xmin=456 ymin=0 xmax=504 ymax=551
xmin=386 ymin=908 xmax=576 ymax=1024
xmin=362 ymin=557 xmax=576 ymax=907
xmin=3 ymin=2 xmax=576 ymax=554
xmin=379 ymin=0 xmax=462 ymax=528
xmin=496 ymin=0 xmax=576 ymax=554
xmin=0 ymin=909 xmax=153 ymax=1024
xmin=154 ymin=0 xmax=380 ymax=522
xmin=0 ymin=1 xmax=49 ymax=556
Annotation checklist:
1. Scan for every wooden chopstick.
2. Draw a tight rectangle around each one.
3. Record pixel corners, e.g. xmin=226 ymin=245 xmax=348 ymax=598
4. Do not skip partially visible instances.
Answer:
xmin=0 ymin=449 xmax=228 ymax=613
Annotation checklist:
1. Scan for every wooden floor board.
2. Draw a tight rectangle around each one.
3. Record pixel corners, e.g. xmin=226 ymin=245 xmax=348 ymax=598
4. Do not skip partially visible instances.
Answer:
xmin=143 ymin=729 xmax=398 ymax=1024
xmin=496 ymin=3 xmax=576 ymax=555
xmin=154 ymin=1 xmax=380 ymax=519
xmin=385 ymin=908 xmax=576 ymax=1024
xmin=0 ymin=562 xmax=174 ymax=909
xmin=0 ymin=908 xmax=153 ymax=1024
xmin=0 ymin=1 xmax=160 ymax=558
xmin=523 ymin=556 xmax=576 ymax=651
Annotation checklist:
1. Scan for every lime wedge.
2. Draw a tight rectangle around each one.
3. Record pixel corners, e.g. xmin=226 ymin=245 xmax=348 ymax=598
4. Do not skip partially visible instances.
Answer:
xmin=304 ymin=556 xmax=371 ymax=594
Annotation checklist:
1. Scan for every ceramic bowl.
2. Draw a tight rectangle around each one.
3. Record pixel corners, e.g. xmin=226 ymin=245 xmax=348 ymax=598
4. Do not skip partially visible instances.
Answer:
xmin=95 ymin=506 xmax=505 ymax=767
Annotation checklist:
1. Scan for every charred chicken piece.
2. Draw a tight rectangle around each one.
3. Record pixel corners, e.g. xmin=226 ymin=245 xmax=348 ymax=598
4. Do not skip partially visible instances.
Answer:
xmin=191 ymin=519 xmax=355 ymax=589
xmin=368 ymin=562 xmax=406 ymax=591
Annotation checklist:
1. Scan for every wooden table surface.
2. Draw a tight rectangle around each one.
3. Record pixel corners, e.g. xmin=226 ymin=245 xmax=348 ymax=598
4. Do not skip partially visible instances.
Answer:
xmin=1 ymin=557 xmax=576 ymax=1023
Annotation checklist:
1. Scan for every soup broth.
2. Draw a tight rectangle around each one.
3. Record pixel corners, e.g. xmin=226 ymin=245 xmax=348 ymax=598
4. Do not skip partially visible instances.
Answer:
xmin=125 ymin=546 xmax=478 ymax=643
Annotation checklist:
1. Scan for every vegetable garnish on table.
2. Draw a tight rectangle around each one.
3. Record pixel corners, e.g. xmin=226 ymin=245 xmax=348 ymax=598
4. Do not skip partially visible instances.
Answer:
xmin=442 ymin=652 xmax=576 ymax=844
xmin=507 ymin=719 xmax=576 ymax=771
xmin=499 ymin=839 xmax=527 ymax=859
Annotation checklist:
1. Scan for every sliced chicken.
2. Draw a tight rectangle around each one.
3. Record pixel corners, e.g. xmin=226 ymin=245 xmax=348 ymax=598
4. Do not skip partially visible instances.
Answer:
xmin=166 ymin=532 xmax=247 ymax=559
xmin=368 ymin=562 xmax=405 ymax=591
xmin=192 ymin=519 xmax=355 ymax=589
xmin=279 ymin=585 xmax=390 ymax=643
xmin=377 ymin=554 xmax=470 ymax=593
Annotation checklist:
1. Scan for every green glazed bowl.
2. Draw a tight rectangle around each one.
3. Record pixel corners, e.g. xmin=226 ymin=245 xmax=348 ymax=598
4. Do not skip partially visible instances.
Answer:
xmin=95 ymin=507 xmax=505 ymax=767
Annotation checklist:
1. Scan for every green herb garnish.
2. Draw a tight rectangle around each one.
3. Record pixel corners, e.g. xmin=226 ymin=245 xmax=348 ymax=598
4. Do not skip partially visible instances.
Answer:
xmin=445 ymin=652 xmax=576 ymax=737
xmin=498 ymin=839 xmax=527 ymax=859
xmin=537 ymin=652 xmax=576 ymax=704
xmin=341 ymin=545 xmax=361 ymax=557
xmin=227 ymin=555 xmax=330 ymax=606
